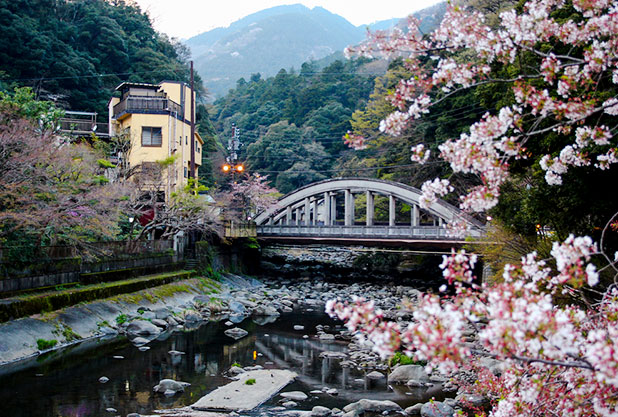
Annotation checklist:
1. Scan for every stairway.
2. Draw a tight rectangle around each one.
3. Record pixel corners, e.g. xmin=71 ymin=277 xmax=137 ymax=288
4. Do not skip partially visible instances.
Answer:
xmin=184 ymin=258 xmax=199 ymax=270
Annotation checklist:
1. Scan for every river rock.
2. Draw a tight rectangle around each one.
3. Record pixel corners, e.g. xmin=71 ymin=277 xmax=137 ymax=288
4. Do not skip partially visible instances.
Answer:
xmin=140 ymin=311 xmax=156 ymax=320
xmin=366 ymin=371 xmax=385 ymax=380
xmin=293 ymin=325 xmax=304 ymax=330
xmin=405 ymin=403 xmax=423 ymax=416
xmin=168 ymin=350 xmax=185 ymax=356
xmin=167 ymin=316 xmax=179 ymax=326
xmin=228 ymin=365 xmax=245 ymax=376
xmin=280 ymin=391 xmax=308 ymax=401
xmin=388 ymin=365 xmax=429 ymax=384
xmin=343 ymin=399 xmax=402 ymax=414
xmin=224 ymin=327 xmax=248 ymax=340
xmin=126 ymin=320 xmax=161 ymax=336
xmin=282 ymin=401 xmax=298 ymax=408
xmin=311 ymin=406 xmax=331 ymax=417
xmin=319 ymin=351 xmax=347 ymax=360
xmin=153 ymin=379 xmax=186 ymax=395
xmin=455 ymin=393 xmax=490 ymax=410
xmin=420 ymin=401 xmax=454 ymax=417
xmin=229 ymin=300 xmax=247 ymax=316
xmin=253 ymin=305 xmax=280 ymax=316
xmin=184 ymin=313 xmax=202 ymax=323
xmin=479 ymin=357 xmax=506 ymax=376
xmin=318 ymin=333 xmax=335 ymax=341
xmin=126 ymin=413 xmax=141 ymax=417
xmin=151 ymin=319 xmax=168 ymax=328
xmin=105 ymin=408 xmax=117 ymax=413
xmin=131 ymin=337 xmax=151 ymax=346
xmin=98 ymin=376 xmax=109 ymax=383
xmin=138 ymin=345 xmax=150 ymax=351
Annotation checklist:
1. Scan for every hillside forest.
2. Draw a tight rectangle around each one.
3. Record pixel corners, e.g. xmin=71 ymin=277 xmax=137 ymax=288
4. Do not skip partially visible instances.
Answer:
xmin=0 ymin=0 xmax=616 ymax=257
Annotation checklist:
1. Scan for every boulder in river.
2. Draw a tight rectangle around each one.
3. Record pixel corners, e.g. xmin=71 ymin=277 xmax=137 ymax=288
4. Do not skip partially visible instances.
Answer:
xmin=153 ymin=379 xmax=188 ymax=395
xmin=280 ymin=391 xmax=308 ymax=401
xmin=343 ymin=399 xmax=402 ymax=414
xmin=224 ymin=327 xmax=248 ymax=340
xmin=126 ymin=320 xmax=161 ymax=337
xmin=387 ymin=364 xmax=429 ymax=384
xmin=420 ymin=401 xmax=455 ymax=417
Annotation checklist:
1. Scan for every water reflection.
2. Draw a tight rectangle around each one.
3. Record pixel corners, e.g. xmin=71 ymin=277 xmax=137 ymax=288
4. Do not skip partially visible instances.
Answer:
xmin=0 ymin=309 xmax=446 ymax=416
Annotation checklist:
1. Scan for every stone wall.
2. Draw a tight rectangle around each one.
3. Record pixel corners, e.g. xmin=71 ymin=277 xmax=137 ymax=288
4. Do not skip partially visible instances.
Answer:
xmin=0 ymin=253 xmax=181 ymax=295
xmin=259 ymin=243 xmax=446 ymax=288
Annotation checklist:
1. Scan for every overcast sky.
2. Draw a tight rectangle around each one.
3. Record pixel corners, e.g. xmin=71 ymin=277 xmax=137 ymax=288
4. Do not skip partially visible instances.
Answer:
xmin=133 ymin=0 xmax=443 ymax=39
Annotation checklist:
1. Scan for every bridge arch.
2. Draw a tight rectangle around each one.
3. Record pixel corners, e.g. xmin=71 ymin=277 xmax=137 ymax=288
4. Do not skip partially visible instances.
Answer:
xmin=254 ymin=178 xmax=483 ymax=235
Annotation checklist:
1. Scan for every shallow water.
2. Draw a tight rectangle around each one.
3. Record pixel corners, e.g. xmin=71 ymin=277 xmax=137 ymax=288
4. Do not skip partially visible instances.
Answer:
xmin=0 ymin=307 xmax=444 ymax=416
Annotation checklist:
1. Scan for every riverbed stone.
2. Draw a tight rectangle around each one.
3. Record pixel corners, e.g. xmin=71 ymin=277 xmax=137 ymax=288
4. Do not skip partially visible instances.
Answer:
xmin=420 ymin=402 xmax=454 ymax=417
xmin=253 ymin=305 xmax=279 ymax=316
xmin=126 ymin=320 xmax=161 ymax=337
xmin=388 ymin=365 xmax=429 ymax=384
xmin=99 ymin=376 xmax=109 ymax=383
xmin=343 ymin=399 xmax=402 ymax=414
xmin=282 ymin=401 xmax=298 ymax=408
xmin=228 ymin=366 xmax=245 ymax=376
xmin=280 ymin=391 xmax=308 ymax=401
xmin=153 ymin=379 xmax=186 ymax=394
xmin=405 ymin=404 xmax=423 ymax=416
xmin=311 ymin=406 xmax=331 ymax=417
xmin=455 ymin=393 xmax=490 ymax=410
xmin=224 ymin=327 xmax=248 ymax=340
xmin=366 ymin=371 xmax=385 ymax=380
xmin=151 ymin=319 xmax=168 ymax=328
xmin=131 ymin=337 xmax=151 ymax=346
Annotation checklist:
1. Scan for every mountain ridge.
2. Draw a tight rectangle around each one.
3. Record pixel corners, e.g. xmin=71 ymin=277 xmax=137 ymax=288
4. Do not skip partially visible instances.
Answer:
xmin=186 ymin=3 xmax=446 ymax=98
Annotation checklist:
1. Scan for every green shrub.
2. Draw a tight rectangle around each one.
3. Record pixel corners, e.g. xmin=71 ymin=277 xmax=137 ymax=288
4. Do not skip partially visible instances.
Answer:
xmin=36 ymin=338 xmax=57 ymax=350
xmin=389 ymin=352 xmax=427 ymax=367
xmin=245 ymin=378 xmax=256 ymax=385
xmin=115 ymin=313 xmax=129 ymax=325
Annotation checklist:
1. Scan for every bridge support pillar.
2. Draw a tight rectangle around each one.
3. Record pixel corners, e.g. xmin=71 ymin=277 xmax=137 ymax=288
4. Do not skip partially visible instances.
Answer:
xmin=304 ymin=198 xmax=310 ymax=226
xmin=295 ymin=207 xmax=301 ymax=225
xmin=389 ymin=195 xmax=396 ymax=226
xmin=366 ymin=191 xmax=374 ymax=226
xmin=324 ymin=192 xmax=331 ymax=226
xmin=344 ymin=189 xmax=354 ymax=226
xmin=286 ymin=206 xmax=292 ymax=225
xmin=411 ymin=204 xmax=419 ymax=226
xmin=311 ymin=198 xmax=318 ymax=225
xmin=331 ymin=193 xmax=337 ymax=224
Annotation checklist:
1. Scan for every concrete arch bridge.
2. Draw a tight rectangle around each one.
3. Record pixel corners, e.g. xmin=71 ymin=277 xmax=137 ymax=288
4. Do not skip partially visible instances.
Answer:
xmin=253 ymin=178 xmax=484 ymax=245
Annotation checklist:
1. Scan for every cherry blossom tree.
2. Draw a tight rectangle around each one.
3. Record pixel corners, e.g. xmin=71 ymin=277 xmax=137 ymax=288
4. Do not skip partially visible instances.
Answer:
xmin=346 ymin=0 xmax=617 ymax=221
xmin=330 ymin=1 xmax=618 ymax=415
xmin=224 ymin=173 xmax=280 ymax=221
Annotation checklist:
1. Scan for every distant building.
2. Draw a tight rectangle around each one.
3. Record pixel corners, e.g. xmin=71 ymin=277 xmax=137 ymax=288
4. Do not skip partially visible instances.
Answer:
xmin=108 ymin=81 xmax=203 ymax=200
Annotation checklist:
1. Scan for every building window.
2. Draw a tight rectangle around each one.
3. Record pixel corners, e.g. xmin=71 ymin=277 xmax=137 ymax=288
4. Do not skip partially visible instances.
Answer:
xmin=185 ymin=136 xmax=188 ymax=146
xmin=184 ymin=167 xmax=188 ymax=178
xmin=142 ymin=127 xmax=162 ymax=146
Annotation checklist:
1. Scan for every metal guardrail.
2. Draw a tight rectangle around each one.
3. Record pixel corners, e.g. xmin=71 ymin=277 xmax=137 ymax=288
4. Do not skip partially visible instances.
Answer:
xmin=256 ymin=225 xmax=482 ymax=240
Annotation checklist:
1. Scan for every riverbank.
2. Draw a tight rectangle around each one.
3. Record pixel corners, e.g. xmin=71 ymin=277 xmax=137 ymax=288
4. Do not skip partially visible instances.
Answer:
xmin=0 ymin=274 xmax=489 ymax=417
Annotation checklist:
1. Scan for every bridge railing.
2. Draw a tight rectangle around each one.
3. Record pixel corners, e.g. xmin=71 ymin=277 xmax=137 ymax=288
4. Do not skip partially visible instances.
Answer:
xmin=256 ymin=225 xmax=482 ymax=239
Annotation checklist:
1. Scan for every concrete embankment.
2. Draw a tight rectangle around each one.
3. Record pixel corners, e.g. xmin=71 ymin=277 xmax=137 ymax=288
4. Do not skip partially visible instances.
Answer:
xmin=0 ymin=274 xmax=226 ymax=371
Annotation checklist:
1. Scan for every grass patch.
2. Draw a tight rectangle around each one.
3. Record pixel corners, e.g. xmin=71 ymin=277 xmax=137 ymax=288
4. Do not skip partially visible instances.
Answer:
xmin=245 ymin=378 xmax=256 ymax=385
xmin=389 ymin=352 xmax=427 ymax=367
xmin=36 ymin=338 xmax=58 ymax=350
xmin=115 ymin=314 xmax=129 ymax=325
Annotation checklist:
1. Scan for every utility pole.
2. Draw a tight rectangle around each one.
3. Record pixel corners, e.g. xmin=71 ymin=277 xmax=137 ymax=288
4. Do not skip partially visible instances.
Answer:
xmin=189 ymin=60 xmax=196 ymax=180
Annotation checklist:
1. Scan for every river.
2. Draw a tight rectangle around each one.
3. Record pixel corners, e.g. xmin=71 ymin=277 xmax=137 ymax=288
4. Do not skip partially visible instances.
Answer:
xmin=0 ymin=283 xmax=445 ymax=416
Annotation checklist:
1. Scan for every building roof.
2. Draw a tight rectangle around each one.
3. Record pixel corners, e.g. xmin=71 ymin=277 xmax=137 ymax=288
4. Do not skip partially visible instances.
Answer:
xmin=114 ymin=82 xmax=160 ymax=91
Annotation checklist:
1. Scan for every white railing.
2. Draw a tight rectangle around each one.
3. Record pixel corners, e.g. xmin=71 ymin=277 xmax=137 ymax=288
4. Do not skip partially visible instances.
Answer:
xmin=256 ymin=225 xmax=482 ymax=240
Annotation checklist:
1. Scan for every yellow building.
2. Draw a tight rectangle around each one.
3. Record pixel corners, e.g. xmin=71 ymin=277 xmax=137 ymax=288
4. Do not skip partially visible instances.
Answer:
xmin=108 ymin=81 xmax=203 ymax=199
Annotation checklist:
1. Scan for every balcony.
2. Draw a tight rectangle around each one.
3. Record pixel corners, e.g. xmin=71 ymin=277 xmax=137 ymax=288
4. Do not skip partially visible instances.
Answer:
xmin=59 ymin=111 xmax=109 ymax=138
xmin=113 ymin=95 xmax=182 ymax=119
